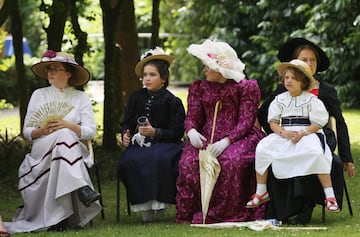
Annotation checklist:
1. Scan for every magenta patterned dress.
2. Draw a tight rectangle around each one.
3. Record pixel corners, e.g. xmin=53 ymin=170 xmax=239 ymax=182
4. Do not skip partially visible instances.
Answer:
xmin=176 ymin=79 xmax=266 ymax=224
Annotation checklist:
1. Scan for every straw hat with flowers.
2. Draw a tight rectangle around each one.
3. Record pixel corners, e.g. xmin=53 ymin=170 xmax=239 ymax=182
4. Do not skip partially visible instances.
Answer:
xmin=135 ymin=47 xmax=174 ymax=78
xmin=31 ymin=50 xmax=90 ymax=86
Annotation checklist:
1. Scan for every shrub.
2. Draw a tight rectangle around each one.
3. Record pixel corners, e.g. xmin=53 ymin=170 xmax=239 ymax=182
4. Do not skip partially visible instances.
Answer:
xmin=0 ymin=129 xmax=31 ymax=190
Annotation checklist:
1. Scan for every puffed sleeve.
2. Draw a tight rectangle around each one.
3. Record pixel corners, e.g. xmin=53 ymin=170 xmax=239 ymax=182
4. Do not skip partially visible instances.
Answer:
xmin=227 ymin=79 xmax=261 ymax=142
xmin=120 ymin=91 xmax=139 ymax=136
xmin=23 ymin=90 xmax=41 ymax=141
xmin=309 ymin=97 xmax=329 ymax=128
xmin=258 ymin=84 xmax=287 ymax=134
xmin=79 ymin=93 xmax=96 ymax=140
xmin=318 ymin=81 xmax=353 ymax=162
xmin=184 ymin=80 xmax=205 ymax=132
xmin=267 ymin=98 xmax=282 ymax=124
xmin=154 ymin=95 xmax=185 ymax=142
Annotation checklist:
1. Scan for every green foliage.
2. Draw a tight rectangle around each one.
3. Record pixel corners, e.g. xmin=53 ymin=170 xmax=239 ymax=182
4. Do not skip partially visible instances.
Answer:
xmin=0 ymin=129 xmax=30 ymax=189
xmin=158 ymin=0 xmax=360 ymax=108
xmin=0 ymin=99 xmax=14 ymax=110
xmin=0 ymin=56 xmax=48 ymax=106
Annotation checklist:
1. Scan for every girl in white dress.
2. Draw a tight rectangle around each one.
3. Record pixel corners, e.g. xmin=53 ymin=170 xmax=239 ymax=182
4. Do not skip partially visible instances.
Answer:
xmin=246 ymin=59 xmax=339 ymax=212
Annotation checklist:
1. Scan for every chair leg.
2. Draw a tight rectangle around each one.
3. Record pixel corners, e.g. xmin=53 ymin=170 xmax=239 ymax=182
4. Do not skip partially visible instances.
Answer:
xmin=116 ymin=171 xmax=131 ymax=222
xmin=126 ymin=189 xmax=131 ymax=216
xmin=94 ymin=161 xmax=105 ymax=220
xmin=343 ymin=179 xmax=353 ymax=216
xmin=116 ymin=173 xmax=120 ymax=222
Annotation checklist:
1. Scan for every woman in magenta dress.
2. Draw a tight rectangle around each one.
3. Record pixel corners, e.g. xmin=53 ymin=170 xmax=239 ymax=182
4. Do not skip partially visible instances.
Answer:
xmin=176 ymin=38 xmax=265 ymax=224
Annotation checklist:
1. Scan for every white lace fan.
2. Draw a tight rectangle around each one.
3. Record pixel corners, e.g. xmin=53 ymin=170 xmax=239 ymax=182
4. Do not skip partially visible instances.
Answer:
xmin=26 ymin=101 xmax=74 ymax=128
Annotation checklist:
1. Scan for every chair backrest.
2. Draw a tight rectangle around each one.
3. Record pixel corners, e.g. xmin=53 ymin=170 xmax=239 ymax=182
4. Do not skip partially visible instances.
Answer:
xmin=81 ymin=140 xmax=94 ymax=161
xmin=325 ymin=116 xmax=338 ymax=155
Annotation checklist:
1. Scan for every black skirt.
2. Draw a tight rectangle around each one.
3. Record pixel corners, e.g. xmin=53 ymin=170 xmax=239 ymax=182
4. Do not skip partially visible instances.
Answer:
xmin=265 ymin=154 xmax=344 ymax=221
xmin=118 ymin=142 xmax=183 ymax=205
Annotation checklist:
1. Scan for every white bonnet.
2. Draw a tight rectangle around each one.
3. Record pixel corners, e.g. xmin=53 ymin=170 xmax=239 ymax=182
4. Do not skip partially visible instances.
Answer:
xmin=187 ymin=39 xmax=246 ymax=82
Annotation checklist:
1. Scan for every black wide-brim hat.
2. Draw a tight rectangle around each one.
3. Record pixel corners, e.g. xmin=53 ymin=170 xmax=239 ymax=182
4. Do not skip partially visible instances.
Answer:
xmin=277 ymin=38 xmax=330 ymax=72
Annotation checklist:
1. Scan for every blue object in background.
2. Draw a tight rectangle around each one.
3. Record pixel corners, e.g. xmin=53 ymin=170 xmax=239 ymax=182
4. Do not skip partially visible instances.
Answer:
xmin=3 ymin=35 xmax=32 ymax=57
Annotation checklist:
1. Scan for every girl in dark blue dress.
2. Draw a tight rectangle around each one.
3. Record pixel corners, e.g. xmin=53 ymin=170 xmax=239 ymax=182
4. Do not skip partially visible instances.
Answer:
xmin=118 ymin=47 xmax=185 ymax=222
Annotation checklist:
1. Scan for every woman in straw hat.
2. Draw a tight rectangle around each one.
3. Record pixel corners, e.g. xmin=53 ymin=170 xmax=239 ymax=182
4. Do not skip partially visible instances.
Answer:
xmin=258 ymin=37 xmax=355 ymax=224
xmin=176 ymin=38 xmax=265 ymax=224
xmin=246 ymin=59 xmax=339 ymax=213
xmin=118 ymin=47 xmax=185 ymax=222
xmin=4 ymin=50 xmax=101 ymax=233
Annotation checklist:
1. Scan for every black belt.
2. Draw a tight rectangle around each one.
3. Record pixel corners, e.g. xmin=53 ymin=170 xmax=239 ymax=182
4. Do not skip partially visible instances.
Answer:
xmin=282 ymin=117 xmax=310 ymax=126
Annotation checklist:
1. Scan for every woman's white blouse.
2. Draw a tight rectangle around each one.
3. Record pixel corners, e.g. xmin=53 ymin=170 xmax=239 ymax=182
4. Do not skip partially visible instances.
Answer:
xmin=23 ymin=85 xmax=95 ymax=140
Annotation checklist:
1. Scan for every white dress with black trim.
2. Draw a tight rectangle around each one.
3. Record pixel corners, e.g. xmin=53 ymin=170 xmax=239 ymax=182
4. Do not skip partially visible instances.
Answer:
xmin=255 ymin=91 xmax=332 ymax=179
xmin=4 ymin=85 xmax=102 ymax=234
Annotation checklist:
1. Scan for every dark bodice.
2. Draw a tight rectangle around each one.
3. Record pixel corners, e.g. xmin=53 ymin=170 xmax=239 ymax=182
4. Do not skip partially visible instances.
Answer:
xmin=121 ymin=88 xmax=185 ymax=142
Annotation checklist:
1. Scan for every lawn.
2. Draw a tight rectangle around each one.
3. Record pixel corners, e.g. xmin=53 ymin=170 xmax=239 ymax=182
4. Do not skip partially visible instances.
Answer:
xmin=0 ymin=90 xmax=359 ymax=236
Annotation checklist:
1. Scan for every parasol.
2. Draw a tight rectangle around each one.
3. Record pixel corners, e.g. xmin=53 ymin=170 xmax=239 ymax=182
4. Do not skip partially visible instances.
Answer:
xmin=199 ymin=100 xmax=222 ymax=224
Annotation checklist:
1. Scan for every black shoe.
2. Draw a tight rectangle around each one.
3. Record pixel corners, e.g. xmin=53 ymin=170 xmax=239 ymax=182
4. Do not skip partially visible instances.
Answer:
xmin=77 ymin=185 xmax=101 ymax=207
xmin=48 ymin=218 xmax=68 ymax=232
xmin=292 ymin=204 xmax=314 ymax=225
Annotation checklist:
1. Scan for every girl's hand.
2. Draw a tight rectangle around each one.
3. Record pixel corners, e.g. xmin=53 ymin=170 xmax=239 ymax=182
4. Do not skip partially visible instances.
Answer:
xmin=281 ymin=129 xmax=304 ymax=143
xmin=138 ymin=122 xmax=156 ymax=138
xmin=122 ymin=129 xmax=131 ymax=147
xmin=291 ymin=131 xmax=305 ymax=143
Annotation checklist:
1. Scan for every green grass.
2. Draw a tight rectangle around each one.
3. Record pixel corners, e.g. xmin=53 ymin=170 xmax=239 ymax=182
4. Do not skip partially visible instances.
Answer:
xmin=0 ymin=93 xmax=359 ymax=236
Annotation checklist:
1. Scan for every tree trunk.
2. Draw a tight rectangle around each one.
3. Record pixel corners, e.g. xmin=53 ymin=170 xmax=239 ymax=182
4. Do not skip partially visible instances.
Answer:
xmin=100 ymin=0 xmax=122 ymax=150
xmin=43 ymin=0 xmax=71 ymax=51
xmin=117 ymin=0 xmax=141 ymax=109
xmin=150 ymin=0 xmax=160 ymax=48
xmin=0 ymin=0 xmax=10 ymax=26
xmin=101 ymin=0 xmax=141 ymax=150
xmin=8 ymin=0 xmax=28 ymax=133
xmin=69 ymin=0 xmax=89 ymax=91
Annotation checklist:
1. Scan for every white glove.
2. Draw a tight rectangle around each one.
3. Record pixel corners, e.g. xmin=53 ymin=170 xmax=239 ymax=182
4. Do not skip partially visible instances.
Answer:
xmin=208 ymin=138 xmax=230 ymax=157
xmin=131 ymin=132 xmax=151 ymax=147
xmin=187 ymin=128 xmax=207 ymax=148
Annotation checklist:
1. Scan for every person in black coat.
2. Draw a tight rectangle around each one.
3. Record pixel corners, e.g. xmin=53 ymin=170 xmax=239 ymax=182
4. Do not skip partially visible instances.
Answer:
xmin=258 ymin=38 xmax=355 ymax=224
xmin=118 ymin=47 xmax=185 ymax=222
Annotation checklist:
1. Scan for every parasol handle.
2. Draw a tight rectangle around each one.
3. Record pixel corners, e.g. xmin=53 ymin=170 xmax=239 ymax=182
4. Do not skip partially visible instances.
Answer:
xmin=210 ymin=101 xmax=221 ymax=144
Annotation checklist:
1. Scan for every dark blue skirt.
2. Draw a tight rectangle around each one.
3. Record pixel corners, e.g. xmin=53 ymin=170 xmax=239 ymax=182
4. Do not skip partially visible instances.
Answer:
xmin=118 ymin=142 xmax=183 ymax=205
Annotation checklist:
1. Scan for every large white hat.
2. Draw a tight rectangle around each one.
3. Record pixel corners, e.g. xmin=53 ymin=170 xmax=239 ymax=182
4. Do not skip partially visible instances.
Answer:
xmin=32 ymin=50 xmax=90 ymax=86
xmin=187 ymin=38 xmax=246 ymax=82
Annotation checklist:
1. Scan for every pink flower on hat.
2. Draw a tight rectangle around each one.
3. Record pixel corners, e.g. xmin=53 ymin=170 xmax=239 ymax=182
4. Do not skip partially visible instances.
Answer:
xmin=218 ymin=59 xmax=235 ymax=69
xmin=188 ymin=38 xmax=246 ymax=82
xmin=207 ymin=53 xmax=216 ymax=59
xmin=42 ymin=50 xmax=57 ymax=58
xmin=207 ymin=53 xmax=235 ymax=70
